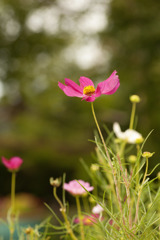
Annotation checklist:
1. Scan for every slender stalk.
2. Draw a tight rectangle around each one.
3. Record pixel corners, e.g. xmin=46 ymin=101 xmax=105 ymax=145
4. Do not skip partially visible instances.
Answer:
xmin=82 ymin=196 xmax=90 ymax=213
xmin=10 ymin=171 xmax=16 ymax=240
xmin=95 ymin=146 xmax=115 ymax=196
xmin=53 ymin=187 xmax=78 ymax=240
xmin=53 ymin=187 xmax=63 ymax=209
xmin=136 ymin=144 xmax=140 ymax=189
xmin=120 ymin=141 xmax=127 ymax=160
xmin=117 ymin=155 xmax=132 ymax=229
xmin=129 ymin=102 xmax=136 ymax=129
xmin=11 ymin=172 xmax=16 ymax=212
xmin=91 ymin=102 xmax=124 ymax=224
xmin=76 ymin=196 xmax=85 ymax=240
xmin=134 ymin=157 xmax=149 ymax=224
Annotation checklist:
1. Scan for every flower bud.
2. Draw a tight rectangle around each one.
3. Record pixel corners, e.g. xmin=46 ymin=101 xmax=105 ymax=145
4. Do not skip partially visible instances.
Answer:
xmin=157 ymin=172 xmax=160 ymax=181
xmin=147 ymin=203 xmax=152 ymax=209
xmin=90 ymin=164 xmax=99 ymax=172
xmin=130 ymin=95 xmax=141 ymax=103
xmin=25 ymin=227 xmax=33 ymax=235
xmin=135 ymin=137 xmax=144 ymax=144
xmin=50 ymin=177 xmax=61 ymax=187
xmin=89 ymin=196 xmax=96 ymax=203
xmin=128 ymin=155 xmax=137 ymax=163
xmin=142 ymin=152 xmax=155 ymax=158
xmin=60 ymin=207 xmax=66 ymax=212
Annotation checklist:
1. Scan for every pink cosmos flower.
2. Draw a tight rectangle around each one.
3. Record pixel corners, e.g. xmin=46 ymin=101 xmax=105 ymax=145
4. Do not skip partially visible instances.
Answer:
xmin=58 ymin=70 xmax=120 ymax=102
xmin=2 ymin=156 xmax=23 ymax=171
xmin=63 ymin=180 xmax=94 ymax=196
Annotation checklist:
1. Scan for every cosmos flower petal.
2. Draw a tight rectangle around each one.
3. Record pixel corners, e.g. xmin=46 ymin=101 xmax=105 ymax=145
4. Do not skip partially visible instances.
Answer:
xmin=113 ymin=122 xmax=126 ymax=139
xmin=104 ymin=81 xmax=120 ymax=95
xmin=92 ymin=204 xmax=104 ymax=214
xmin=113 ymin=122 xmax=143 ymax=144
xmin=2 ymin=157 xmax=11 ymax=169
xmin=65 ymin=78 xmax=82 ymax=93
xmin=96 ymin=71 xmax=120 ymax=95
xmin=124 ymin=129 xmax=143 ymax=144
xmin=58 ymin=82 xmax=83 ymax=97
xmin=94 ymin=85 xmax=102 ymax=98
xmin=79 ymin=77 xmax=94 ymax=89
xmin=82 ymin=95 xmax=96 ymax=102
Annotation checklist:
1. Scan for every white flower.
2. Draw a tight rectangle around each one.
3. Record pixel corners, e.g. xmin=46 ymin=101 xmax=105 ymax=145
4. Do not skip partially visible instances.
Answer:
xmin=92 ymin=204 xmax=103 ymax=214
xmin=113 ymin=122 xmax=143 ymax=144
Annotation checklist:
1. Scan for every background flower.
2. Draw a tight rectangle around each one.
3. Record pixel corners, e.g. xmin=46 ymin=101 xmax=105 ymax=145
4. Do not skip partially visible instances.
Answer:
xmin=74 ymin=214 xmax=100 ymax=226
xmin=2 ymin=156 xmax=23 ymax=171
xmin=92 ymin=203 xmax=104 ymax=214
xmin=113 ymin=122 xmax=143 ymax=144
xmin=63 ymin=180 xmax=94 ymax=196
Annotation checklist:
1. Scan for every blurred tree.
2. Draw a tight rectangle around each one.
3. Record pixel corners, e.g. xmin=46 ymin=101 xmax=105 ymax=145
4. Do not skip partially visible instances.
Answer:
xmin=0 ymin=0 xmax=159 ymax=198
xmin=0 ymin=0 xmax=114 ymax=197
xmin=103 ymin=0 xmax=160 ymax=168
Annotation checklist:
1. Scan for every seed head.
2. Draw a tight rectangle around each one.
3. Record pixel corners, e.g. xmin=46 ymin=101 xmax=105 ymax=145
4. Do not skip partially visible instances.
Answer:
xmin=50 ymin=177 xmax=61 ymax=187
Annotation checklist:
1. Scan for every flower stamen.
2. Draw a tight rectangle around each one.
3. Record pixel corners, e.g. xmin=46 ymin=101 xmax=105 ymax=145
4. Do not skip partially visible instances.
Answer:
xmin=83 ymin=85 xmax=95 ymax=96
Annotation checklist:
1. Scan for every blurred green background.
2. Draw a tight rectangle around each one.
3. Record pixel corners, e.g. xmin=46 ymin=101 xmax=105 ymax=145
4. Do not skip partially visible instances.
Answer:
xmin=0 ymin=0 xmax=160 ymax=204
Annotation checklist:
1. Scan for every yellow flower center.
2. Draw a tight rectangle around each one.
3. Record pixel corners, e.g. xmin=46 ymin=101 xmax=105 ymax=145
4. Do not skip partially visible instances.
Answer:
xmin=83 ymin=85 xmax=95 ymax=96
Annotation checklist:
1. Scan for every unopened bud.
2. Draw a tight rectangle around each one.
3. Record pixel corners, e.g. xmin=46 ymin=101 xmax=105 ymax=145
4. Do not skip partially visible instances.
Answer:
xmin=25 ymin=227 xmax=33 ymax=235
xmin=130 ymin=95 xmax=140 ymax=103
xmin=89 ymin=196 xmax=96 ymax=203
xmin=128 ymin=155 xmax=137 ymax=163
xmin=60 ymin=207 xmax=66 ymax=212
xmin=90 ymin=164 xmax=99 ymax=172
xmin=147 ymin=203 xmax=152 ymax=209
xmin=135 ymin=137 xmax=144 ymax=144
xmin=50 ymin=177 xmax=61 ymax=187
xmin=157 ymin=172 xmax=160 ymax=181
xmin=142 ymin=152 xmax=155 ymax=158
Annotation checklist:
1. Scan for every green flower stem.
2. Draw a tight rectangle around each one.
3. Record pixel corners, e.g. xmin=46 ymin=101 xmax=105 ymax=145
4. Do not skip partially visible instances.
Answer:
xmin=120 ymin=140 xmax=127 ymax=160
xmin=95 ymin=146 xmax=114 ymax=191
xmin=53 ymin=187 xmax=78 ymax=240
xmin=117 ymin=156 xmax=132 ymax=228
xmin=134 ymin=157 xmax=149 ymax=224
xmin=129 ymin=102 xmax=136 ymax=129
xmin=11 ymin=171 xmax=16 ymax=212
xmin=10 ymin=171 xmax=16 ymax=240
xmin=136 ymin=144 xmax=140 ymax=189
xmin=82 ymin=195 xmax=90 ymax=213
xmin=75 ymin=196 xmax=85 ymax=240
xmin=91 ymin=102 xmax=124 ymax=224
xmin=30 ymin=232 xmax=34 ymax=240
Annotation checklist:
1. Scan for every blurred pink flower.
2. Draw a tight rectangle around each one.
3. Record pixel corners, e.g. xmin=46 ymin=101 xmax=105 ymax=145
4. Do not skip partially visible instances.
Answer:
xmin=109 ymin=219 xmax=113 ymax=225
xmin=2 ymin=156 xmax=23 ymax=171
xmin=63 ymin=180 xmax=94 ymax=196
xmin=58 ymin=70 xmax=120 ymax=102
xmin=74 ymin=214 xmax=100 ymax=226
